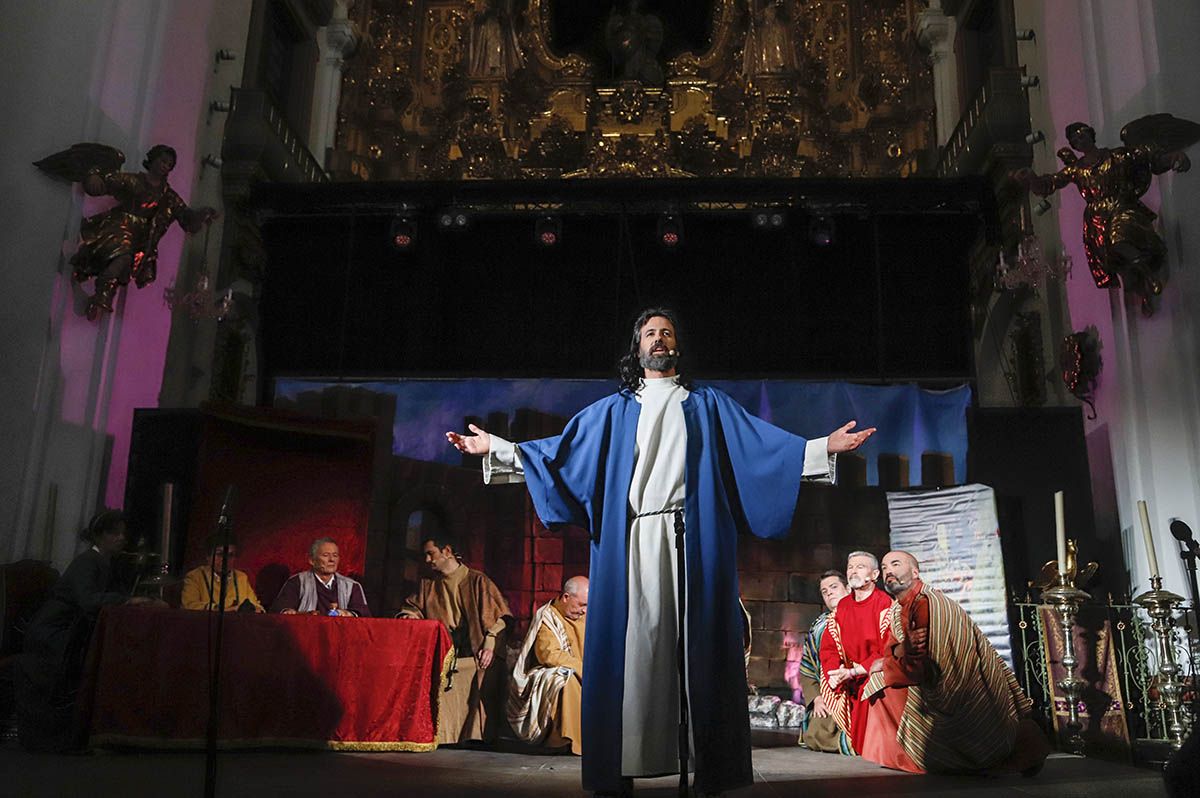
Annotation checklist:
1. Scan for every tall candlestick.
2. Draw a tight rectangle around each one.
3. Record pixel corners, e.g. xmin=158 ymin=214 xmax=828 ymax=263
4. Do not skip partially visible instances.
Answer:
xmin=1054 ymin=491 xmax=1067 ymax=575
xmin=1138 ymin=500 xmax=1160 ymax=579
xmin=160 ymin=482 xmax=175 ymax=572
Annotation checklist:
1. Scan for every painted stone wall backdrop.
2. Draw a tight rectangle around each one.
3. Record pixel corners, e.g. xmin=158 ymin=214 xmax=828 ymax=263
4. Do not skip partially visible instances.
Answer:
xmin=741 ymin=485 xmax=891 ymax=698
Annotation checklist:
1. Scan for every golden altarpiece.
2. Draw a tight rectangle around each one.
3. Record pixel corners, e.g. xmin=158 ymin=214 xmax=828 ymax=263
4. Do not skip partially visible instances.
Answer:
xmin=329 ymin=0 xmax=936 ymax=180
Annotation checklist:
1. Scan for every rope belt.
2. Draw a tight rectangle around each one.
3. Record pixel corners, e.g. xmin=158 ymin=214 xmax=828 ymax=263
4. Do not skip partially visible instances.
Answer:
xmin=630 ymin=505 xmax=683 ymax=520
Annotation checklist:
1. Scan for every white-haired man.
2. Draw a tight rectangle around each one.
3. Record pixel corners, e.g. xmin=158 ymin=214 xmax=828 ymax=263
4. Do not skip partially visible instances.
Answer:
xmin=818 ymin=550 xmax=893 ymax=754
xmin=270 ymin=537 xmax=370 ymax=616
xmin=509 ymin=575 xmax=589 ymax=754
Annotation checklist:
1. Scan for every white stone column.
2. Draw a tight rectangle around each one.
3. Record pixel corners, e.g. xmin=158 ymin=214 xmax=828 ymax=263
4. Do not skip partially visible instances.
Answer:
xmin=310 ymin=0 xmax=360 ymax=167
xmin=918 ymin=0 xmax=959 ymax=147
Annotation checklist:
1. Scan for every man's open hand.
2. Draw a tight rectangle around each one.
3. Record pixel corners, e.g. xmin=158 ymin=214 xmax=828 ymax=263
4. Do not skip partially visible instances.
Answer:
xmin=827 ymin=420 xmax=876 ymax=454
xmin=446 ymin=424 xmax=491 ymax=455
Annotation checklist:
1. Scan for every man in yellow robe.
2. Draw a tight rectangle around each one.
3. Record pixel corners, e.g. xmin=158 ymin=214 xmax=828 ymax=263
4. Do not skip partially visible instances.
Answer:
xmin=399 ymin=533 xmax=512 ymax=744
xmin=180 ymin=535 xmax=264 ymax=612
xmin=508 ymin=575 xmax=587 ymax=754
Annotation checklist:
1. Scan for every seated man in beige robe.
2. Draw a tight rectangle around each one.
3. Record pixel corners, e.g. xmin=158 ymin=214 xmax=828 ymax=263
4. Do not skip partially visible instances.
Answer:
xmin=509 ymin=575 xmax=587 ymax=754
xmin=398 ymin=533 xmax=512 ymax=745
xmin=862 ymin=551 xmax=1050 ymax=775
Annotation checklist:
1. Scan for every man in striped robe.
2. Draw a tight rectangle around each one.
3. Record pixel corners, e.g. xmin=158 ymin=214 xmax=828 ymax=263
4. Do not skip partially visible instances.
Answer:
xmin=797 ymin=570 xmax=854 ymax=754
xmin=861 ymin=551 xmax=1050 ymax=775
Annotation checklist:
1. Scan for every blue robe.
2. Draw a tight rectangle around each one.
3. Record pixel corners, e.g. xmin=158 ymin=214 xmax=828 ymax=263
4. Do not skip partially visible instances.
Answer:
xmin=516 ymin=385 xmax=808 ymax=793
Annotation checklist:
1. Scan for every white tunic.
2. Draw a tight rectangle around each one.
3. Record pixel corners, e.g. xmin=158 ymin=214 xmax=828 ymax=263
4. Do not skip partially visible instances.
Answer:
xmin=484 ymin=377 xmax=832 ymax=776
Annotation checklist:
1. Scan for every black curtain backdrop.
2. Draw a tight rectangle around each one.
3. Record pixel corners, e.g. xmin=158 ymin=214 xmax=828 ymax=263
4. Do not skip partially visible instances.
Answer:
xmin=256 ymin=179 xmax=984 ymax=385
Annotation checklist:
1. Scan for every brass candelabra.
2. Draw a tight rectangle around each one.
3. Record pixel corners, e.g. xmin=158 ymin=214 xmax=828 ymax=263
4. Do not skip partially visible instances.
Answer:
xmin=1042 ymin=576 xmax=1091 ymax=754
xmin=1133 ymin=575 xmax=1190 ymax=750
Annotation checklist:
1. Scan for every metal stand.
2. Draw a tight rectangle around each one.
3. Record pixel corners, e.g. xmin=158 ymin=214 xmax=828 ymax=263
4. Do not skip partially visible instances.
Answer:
xmin=1042 ymin=578 xmax=1089 ymax=754
xmin=204 ymin=486 xmax=236 ymax=798
xmin=1178 ymin=543 xmax=1200 ymax=715
xmin=1134 ymin=575 xmax=1189 ymax=750
xmin=673 ymin=510 xmax=689 ymax=798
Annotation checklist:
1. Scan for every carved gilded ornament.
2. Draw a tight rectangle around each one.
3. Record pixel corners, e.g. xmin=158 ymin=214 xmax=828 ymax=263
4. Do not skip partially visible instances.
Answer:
xmin=332 ymin=0 xmax=934 ymax=180
xmin=423 ymin=4 xmax=470 ymax=87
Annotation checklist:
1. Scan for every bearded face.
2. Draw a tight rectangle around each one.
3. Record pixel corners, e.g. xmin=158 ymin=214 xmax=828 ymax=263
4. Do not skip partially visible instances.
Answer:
xmin=846 ymin=555 xmax=879 ymax=591
xmin=638 ymin=316 xmax=679 ymax=374
xmin=882 ymin=552 xmax=918 ymax=596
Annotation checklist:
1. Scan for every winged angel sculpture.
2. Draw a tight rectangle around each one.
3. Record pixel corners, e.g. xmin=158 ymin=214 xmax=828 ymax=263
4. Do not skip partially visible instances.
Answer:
xmin=34 ymin=143 xmax=217 ymax=320
xmin=1014 ymin=114 xmax=1199 ymax=316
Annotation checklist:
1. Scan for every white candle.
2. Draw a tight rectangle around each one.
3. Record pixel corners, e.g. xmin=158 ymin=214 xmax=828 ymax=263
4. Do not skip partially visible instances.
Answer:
xmin=1137 ymin=500 xmax=1160 ymax=580
xmin=161 ymin=482 xmax=175 ymax=571
xmin=1054 ymin=491 xmax=1067 ymax=575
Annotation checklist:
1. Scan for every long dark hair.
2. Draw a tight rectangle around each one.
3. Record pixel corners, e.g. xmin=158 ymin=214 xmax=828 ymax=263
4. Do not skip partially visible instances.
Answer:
xmin=617 ymin=307 xmax=695 ymax=394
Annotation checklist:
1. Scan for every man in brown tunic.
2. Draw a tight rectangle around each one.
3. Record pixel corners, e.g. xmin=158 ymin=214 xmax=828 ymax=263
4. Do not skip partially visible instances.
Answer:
xmin=509 ymin=575 xmax=588 ymax=754
xmin=399 ymin=533 xmax=512 ymax=744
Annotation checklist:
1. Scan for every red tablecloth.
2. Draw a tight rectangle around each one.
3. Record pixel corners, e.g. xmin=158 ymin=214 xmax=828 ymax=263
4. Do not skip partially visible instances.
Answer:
xmin=80 ymin=606 xmax=452 ymax=751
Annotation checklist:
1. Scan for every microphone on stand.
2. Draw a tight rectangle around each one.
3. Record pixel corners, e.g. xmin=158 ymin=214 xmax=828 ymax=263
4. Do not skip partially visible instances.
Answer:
xmin=1169 ymin=517 xmax=1200 ymax=718
xmin=217 ymin=485 xmax=236 ymax=530
xmin=205 ymin=483 xmax=237 ymax=798
xmin=1170 ymin=519 xmax=1197 ymax=550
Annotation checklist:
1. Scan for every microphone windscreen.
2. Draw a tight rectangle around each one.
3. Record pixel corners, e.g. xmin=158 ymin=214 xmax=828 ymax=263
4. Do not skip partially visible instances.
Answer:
xmin=1170 ymin=519 xmax=1194 ymax=542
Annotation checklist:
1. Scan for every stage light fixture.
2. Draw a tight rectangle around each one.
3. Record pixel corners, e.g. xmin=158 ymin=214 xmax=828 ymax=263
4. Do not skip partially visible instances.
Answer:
xmin=809 ymin=215 xmax=836 ymax=247
xmin=535 ymin=215 xmax=562 ymax=247
xmin=437 ymin=209 xmax=471 ymax=231
xmin=389 ymin=215 xmax=417 ymax=251
xmin=657 ymin=213 xmax=683 ymax=249
xmin=751 ymin=208 xmax=786 ymax=230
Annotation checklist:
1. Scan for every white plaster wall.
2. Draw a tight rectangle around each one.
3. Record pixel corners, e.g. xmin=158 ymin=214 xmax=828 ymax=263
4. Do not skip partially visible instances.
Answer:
xmin=1032 ymin=0 xmax=1200 ymax=598
xmin=0 ymin=1 xmax=252 ymax=568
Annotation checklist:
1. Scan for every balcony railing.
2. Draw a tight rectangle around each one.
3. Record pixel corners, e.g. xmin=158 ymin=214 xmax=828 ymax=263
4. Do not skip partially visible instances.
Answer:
xmin=937 ymin=66 xmax=1033 ymax=178
xmin=222 ymin=88 xmax=328 ymax=184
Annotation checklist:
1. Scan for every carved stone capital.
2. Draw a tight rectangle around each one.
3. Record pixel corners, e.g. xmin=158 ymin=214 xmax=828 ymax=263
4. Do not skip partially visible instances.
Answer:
xmin=916 ymin=4 xmax=956 ymax=57
xmin=325 ymin=18 xmax=360 ymax=60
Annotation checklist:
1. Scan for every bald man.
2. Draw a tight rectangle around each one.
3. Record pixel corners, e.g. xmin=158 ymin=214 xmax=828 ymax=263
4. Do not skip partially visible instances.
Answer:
xmin=861 ymin=551 xmax=1050 ymax=775
xmin=508 ymin=576 xmax=588 ymax=754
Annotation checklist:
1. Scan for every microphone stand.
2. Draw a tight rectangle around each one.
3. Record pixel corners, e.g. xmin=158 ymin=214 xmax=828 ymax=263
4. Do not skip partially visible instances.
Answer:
xmin=1178 ymin=541 xmax=1200 ymax=715
xmin=204 ymin=488 xmax=235 ymax=798
xmin=673 ymin=510 xmax=690 ymax=798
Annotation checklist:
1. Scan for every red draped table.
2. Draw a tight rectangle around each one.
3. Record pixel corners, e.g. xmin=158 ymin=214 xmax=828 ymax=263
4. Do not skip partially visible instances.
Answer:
xmin=80 ymin=606 xmax=452 ymax=751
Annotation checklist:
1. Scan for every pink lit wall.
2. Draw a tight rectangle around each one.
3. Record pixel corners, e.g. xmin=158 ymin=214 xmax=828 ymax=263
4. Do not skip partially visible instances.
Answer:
xmin=1035 ymin=1 xmax=1200 ymax=596
xmin=100 ymin=0 xmax=215 ymax=506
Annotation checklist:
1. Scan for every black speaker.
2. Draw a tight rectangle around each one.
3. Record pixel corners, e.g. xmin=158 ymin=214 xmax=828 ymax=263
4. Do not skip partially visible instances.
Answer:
xmin=967 ymin=407 xmax=1127 ymax=599
xmin=123 ymin=408 xmax=203 ymax=573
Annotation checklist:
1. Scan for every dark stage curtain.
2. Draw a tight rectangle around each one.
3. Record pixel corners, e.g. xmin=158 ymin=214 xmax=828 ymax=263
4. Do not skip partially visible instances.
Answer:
xmin=184 ymin=405 xmax=376 ymax=607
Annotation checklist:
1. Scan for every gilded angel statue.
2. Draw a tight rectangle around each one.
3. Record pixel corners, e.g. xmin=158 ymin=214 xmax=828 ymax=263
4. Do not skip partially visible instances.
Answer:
xmin=34 ymin=143 xmax=218 ymax=320
xmin=1014 ymin=115 xmax=1199 ymax=315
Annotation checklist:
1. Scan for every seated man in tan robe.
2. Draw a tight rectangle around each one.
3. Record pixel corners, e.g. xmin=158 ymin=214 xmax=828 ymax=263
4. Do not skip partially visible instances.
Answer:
xmin=180 ymin=533 xmax=264 ymax=612
xmin=862 ymin=551 xmax=1051 ymax=775
xmin=398 ymin=533 xmax=512 ymax=745
xmin=509 ymin=575 xmax=587 ymax=754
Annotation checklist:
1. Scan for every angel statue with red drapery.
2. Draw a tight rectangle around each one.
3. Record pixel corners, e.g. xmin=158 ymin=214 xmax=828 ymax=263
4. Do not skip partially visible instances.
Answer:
xmin=1014 ymin=114 xmax=1198 ymax=316
xmin=34 ymin=142 xmax=218 ymax=320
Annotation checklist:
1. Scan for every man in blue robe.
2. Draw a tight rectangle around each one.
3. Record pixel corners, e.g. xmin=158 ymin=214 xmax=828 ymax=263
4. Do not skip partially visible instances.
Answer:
xmin=447 ymin=308 xmax=874 ymax=795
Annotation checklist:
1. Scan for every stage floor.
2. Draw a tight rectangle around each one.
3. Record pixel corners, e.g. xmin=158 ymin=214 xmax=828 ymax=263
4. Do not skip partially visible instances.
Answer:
xmin=1 ymin=743 xmax=1166 ymax=797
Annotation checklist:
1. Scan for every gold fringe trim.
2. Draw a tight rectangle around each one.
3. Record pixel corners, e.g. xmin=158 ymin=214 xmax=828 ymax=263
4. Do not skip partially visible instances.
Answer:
xmin=88 ymin=642 xmax=458 ymax=753
xmin=89 ymin=734 xmax=438 ymax=752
